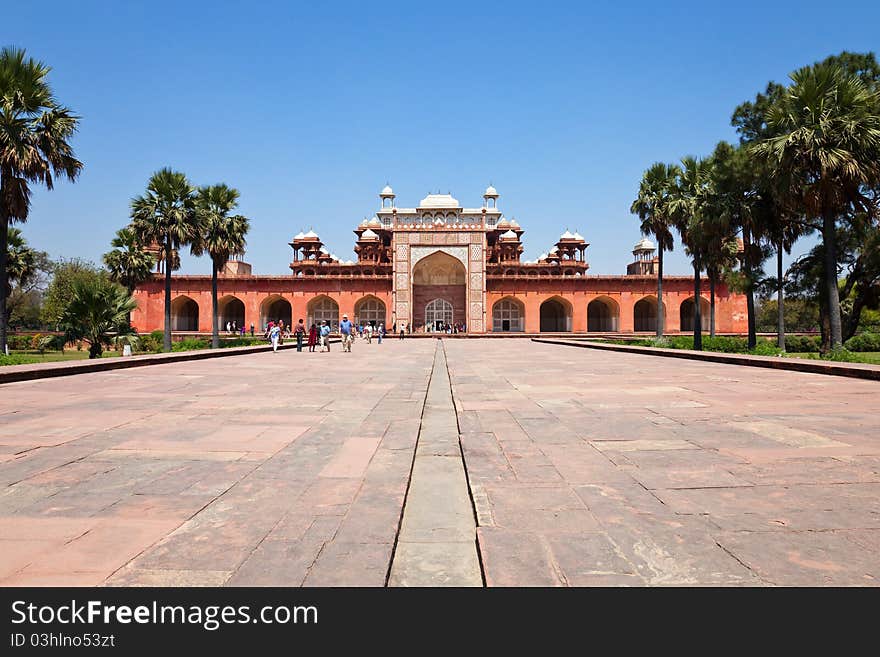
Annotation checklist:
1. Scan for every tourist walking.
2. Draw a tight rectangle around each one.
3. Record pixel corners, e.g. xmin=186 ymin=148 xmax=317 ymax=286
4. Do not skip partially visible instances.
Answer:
xmin=377 ymin=322 xmax=384 ymax=344
xmin=365 ymin=323 xmax=372 ymax=344
xmin=295 ymin=318 xmax=305 ymax=352
xmin=320 ymin=321 xmax=331 ymax=352
xmin=308 ymin=323 xmax=318 ymax=352
xmin=269 ymin=323 xmax=281 ymax=352
xmin=250 ymin=322 xmax=254 ymax=336
xmin=399 ymin=321 xmax=406 ymax=340
xmin=340 ymin=314 xmax=354 ymax=352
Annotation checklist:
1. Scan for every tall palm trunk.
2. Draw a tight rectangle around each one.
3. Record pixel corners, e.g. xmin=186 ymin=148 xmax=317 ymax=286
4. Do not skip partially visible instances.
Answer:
xmin=693 ymin=256 xmax=702 ymax=351
xmin=822 ymin=210 xmax=842 ymax=349
xmin=656 ymin=247 xmax=664 ymax=337
xmin=211 ymin=259 xmax=219 ymax=349
xmin=709 ymin=273 xmax=716 ymax=338
xmin=164 ymin=235 xmax=172 ymax=352
xmin=743 ymin=226 xmax=756 ymax=349
xmin=0 ymin=216 xmax=8 ymax=354
xmin=776 ymin=242 xmax=785 ymax=350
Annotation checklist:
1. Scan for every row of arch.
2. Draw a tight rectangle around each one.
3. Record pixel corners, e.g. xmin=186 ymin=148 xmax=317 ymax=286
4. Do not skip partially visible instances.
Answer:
xmin=491 ymin=295 xmax=711 ymax=332
xmin=169 ymin=293 xmax=712 ymax=333
xmin=169 ymin=294 xmax=389 ymax=331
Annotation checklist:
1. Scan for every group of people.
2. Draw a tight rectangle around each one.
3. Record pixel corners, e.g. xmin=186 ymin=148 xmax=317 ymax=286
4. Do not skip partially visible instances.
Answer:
xmin=264 ymin=316 xmax=387 ymax=353
xmin=225 ymin=320 xmax=256 ymax=337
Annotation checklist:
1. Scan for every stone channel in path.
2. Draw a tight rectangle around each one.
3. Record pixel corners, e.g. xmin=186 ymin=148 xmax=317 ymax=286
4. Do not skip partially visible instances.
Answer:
xmin=388 ymin=341 xmax=482 ymax=586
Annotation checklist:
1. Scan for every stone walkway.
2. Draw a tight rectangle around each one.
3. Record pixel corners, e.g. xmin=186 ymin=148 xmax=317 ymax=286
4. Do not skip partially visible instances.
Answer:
xmin=1 ymin=338 xmax=878 ymax=586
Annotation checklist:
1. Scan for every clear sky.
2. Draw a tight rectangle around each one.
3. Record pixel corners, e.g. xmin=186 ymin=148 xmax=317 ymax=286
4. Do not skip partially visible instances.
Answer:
xmin=7 ymin=0 xmax=880 ymax=276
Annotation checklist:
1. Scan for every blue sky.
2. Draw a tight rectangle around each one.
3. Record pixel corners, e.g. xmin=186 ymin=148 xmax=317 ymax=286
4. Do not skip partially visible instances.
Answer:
xmin=7 ymin=0 xmax=880 ymax=276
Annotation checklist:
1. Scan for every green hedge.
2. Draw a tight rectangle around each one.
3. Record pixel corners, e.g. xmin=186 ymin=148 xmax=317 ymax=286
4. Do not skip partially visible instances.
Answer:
xmin=171 ymin=338 xmax=210 ymax=352
xmin=845 ymin=333 xmax=880 ymax=352
xmin=785 ymin=335 xmax=821 ymax=353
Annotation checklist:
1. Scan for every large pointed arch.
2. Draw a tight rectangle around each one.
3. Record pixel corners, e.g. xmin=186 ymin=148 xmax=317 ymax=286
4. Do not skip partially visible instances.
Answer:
xmin=633 ymin=295 xmax=667 ymax=332
xmin=587 ymin=296 xmax=620 ymax=332
xmin=260 ymin=295 xmax=292 ymax=330
xmin=307 ymin=295 xmax=339 ymax=329
xmin=679 ymin=296 xmax=711 ymax=332
xmin=354 ymin=295 xmax=386 ymax=327
xmin=492 ymin=297 xmax=525 ymax=332
xmin=218 ymin=295 xmax=245 ymax=330
xmin=539 ymin=296 xmax=572 ymax=332
xmin=171 ymin=295 xmax=199 ymax=331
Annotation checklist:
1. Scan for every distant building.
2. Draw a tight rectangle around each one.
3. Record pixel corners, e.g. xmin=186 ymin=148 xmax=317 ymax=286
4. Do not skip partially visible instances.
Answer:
xmin=132 ymin=186 xmax=747 ymax=334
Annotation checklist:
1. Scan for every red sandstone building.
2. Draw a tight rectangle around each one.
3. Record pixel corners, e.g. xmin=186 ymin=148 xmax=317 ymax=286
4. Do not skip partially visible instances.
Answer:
xmin=132 ymin=186 xmax=747 ymax=335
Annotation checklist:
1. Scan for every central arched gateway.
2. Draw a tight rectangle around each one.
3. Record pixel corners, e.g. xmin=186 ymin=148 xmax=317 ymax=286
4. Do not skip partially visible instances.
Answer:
xmin=412 ymin=251 xmax=466 ymax=332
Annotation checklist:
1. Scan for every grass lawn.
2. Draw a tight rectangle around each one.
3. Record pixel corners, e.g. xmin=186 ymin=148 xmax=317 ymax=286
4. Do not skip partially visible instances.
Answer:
xmin=1 ymin=350 xmax=123 ymax=366
xmin=786 ymin=351 xmax=880 ymax=365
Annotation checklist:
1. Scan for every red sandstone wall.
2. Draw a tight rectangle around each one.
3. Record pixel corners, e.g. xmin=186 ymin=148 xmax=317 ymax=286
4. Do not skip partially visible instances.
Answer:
xmin=131 ymin=276 xmax=392 ymax=334
xmin=486 ymin=276 xmax=747 ymax=333
xmin=132 ymin=273 xmax=748 ymax=335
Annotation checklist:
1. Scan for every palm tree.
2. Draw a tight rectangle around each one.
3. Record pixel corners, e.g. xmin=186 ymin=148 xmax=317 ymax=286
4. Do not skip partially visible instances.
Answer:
xmin=192 ymin=184 xmax=249 ymax=349
xmin=631 ymin=162 xmax=680 ymax=336
xmin=103 ymin=226 xmax=156 ymax=293
xmin=129 ymin=169 xmax=201 ymax=351
xmin=669 ymin=156 xmax=710 ymax=350
xmin=58 ymin=277 xmax=137 ymax=359
xmin=754 ymin=63 xmax=880 ymax=349
xmin=0 ymin=47 xmax=82 ymax=353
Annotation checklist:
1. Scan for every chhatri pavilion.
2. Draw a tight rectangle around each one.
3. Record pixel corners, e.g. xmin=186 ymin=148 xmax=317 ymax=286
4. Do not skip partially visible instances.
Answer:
xmin=131 ymin=186 xmax=747 ymax=334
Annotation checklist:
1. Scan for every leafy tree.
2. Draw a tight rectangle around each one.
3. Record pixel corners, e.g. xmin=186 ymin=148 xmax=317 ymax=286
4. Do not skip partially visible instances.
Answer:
xmin=630 ymin=162 xmax=680 ymax=336
xmin=0 ymin=47 xmax=82 ymax=353
xmin=5 ymin=226 xmax=50 ymax=329
xmin=58 ymin=277 xmax=136 ymax=359
xmin=192 ymin=184 xmax=249 ymax=349
xmin=103 ymin=226 xmax=156 ymax=293
xmin=705 ymin=141 xmax=767 ymax=348
xmin=41 ymin=259 xmax=105 ymax=327
xmin=130 ymin=169 xmax=201 ymax=351
xmin=754 ymin=63 xmax=880 ymax=349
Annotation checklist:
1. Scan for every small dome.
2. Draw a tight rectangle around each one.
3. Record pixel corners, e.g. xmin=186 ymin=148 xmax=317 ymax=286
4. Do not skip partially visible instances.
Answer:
xmin=572 ymin=231 xmax=584 ymax=241
xmin=294 ymin=230 xmax=305 ymax=240
xmin=361 ymin=228 xmax=379 ymax=239
xmin=500 ymin=229 xmax=518 ymax=239
xmin=634 ymin=237 xmax=655 ymax=251
xmin=368 ymin=216 xmax=381 ymax=226
xmin=496 ymin=217 xmax=510 ymax=228
xmin=381 ymin=185 xmax=394 ymax=196
xmin=560 ymin=230 xmax=574 ymax=240
xmin=484 ymin=185 xmax=498 ymax=197
xmin=319 ymin=246 xmax=329 ymax=254
xmin=304 ymin=229 xmax=318 ymax=239
xmin=510 ymin=219 xmax=520 ymax=228
xmin=359 ymin=218 xmax=368 ymax=227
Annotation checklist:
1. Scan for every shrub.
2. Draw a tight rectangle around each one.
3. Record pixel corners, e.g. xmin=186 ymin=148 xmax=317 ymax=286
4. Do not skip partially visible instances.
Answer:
xmin=171 ymin=338 xmax=209 ymax=352
xmin=751 ymin=341 xmax=784 ymax=356
xmin=137 ymin=335 xmax=161 ymax=353
xmin=40 ymin=334 xmax=67 ymax=352
xmin=826 ymin=347 xmax=860 ymax=362
xmin=844 ymin=333 xmax=880 ymax=352
xmin=8 ymin=335 xmax=31 ymax=350
xmin=220 ymin=337 xmax=267 ymax=348
xmin=150 ymin=330 xmax=165 ymax=342
xmin=0 ymin=353 xmax=39 ymax=366
xmin=785 ymin=335 xmax=821 ymax=353
xmin=30 ymin=333 xmax=43 ymax=352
